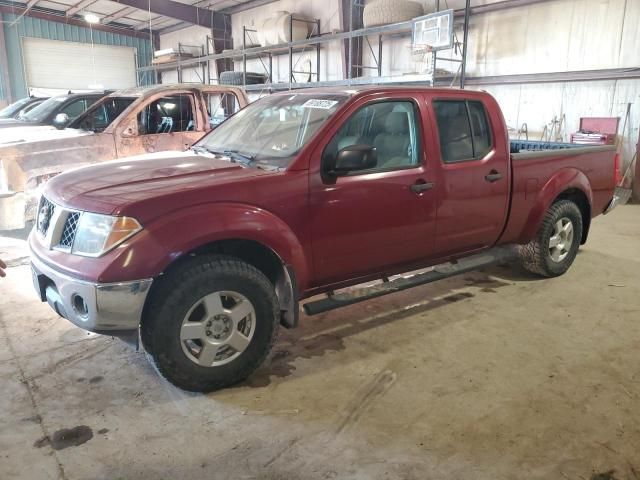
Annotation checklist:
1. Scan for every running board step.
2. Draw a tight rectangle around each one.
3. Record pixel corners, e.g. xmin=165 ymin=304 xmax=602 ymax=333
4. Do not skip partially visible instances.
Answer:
xmin=303 ymin=246 xmax=517 ymax=316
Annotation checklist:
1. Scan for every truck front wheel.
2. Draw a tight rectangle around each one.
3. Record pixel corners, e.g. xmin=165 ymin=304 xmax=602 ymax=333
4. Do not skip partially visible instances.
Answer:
xmin=519 ymin=199 xmax=583 ymax=277
xmin=141 ymin=255 xmax=280 ymax=392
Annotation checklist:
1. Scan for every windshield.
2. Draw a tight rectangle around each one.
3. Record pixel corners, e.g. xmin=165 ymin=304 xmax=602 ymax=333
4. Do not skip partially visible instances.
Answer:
xmin=198 ymin=93 xmax=348 ymax=168
xmin=0 ymin=98 xmax=32 ymax=119
xmin=70 ymin=97 xmax=135 ymax=132
xmin=20 ymin=96 xmax=68 ymax=123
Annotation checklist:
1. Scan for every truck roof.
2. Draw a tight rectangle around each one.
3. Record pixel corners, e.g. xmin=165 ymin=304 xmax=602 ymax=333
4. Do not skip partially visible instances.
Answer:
xmin=269 ymin=85 xmax=486 ymax=98
xmin=109 ymin=83 xmax=244 ymax=99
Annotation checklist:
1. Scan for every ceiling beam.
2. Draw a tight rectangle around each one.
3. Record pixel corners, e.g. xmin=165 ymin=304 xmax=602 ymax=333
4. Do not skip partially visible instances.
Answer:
xmin=132 ymin=15 xmax=173 ymax=31
xmin=66 ymin=0 xmax=96 ymax=16
xmin=106 ymin=0 xmax=226 ymax=30
xmin=100 ymin=5 xmax=137 ymax=24
xmin=222 ymin=0 xmax=278 ymax=14
xmin=0 ymin=5 xmax=152 ymax=40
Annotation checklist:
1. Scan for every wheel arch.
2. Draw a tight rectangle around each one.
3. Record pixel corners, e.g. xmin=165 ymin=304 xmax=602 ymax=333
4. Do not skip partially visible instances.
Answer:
xmin=518 ymin=168 xmax=593 ymax=244
xmin=554 ymin=188 xmax=591 ymax=244
xmin=159 ymin=238 xmax=300 ymax=328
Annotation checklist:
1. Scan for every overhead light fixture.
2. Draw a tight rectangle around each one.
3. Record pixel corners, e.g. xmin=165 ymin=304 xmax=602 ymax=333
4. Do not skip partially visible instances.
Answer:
xmin=84 ymin=13 xmax=100 ymax=24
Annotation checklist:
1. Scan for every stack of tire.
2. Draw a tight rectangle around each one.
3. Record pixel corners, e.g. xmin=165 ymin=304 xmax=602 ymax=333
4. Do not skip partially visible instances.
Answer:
xmin=219 ymin=71 xmax=267 ymax=86
xmin=362 ymin=0 xmax=424 ymax=28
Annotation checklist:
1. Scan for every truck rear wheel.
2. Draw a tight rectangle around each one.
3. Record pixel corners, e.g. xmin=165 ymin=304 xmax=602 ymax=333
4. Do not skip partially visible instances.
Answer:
xmin=141 ymin=255 xmax=279 ymax=392
xmin=519 ymin=199 xmax=583 ymax=277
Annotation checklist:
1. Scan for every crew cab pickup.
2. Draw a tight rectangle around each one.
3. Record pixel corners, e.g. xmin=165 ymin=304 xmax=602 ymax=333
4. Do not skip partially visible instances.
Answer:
xmin=29 ymin=87 xmax=619 ymax=392
xmin=0 ymin=84 xmax=248 ymax=230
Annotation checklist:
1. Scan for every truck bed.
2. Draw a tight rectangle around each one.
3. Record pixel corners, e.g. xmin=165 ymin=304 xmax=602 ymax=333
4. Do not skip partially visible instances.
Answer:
xmin=501 ymin=141 xmax=617 ymax=244
xmin=510 ymin=139 xmax=586 ymax=154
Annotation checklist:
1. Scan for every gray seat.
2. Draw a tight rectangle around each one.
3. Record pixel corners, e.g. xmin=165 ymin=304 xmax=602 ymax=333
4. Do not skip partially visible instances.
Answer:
xmin=442 ymin=116 xmax=474 ymax=162
xmin=373 ymin=112 xmax=411 ymax=167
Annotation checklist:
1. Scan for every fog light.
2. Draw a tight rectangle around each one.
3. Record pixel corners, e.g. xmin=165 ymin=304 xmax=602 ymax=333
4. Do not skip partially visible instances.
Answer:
xmin=71 ymin=294 xmax=89 ymax=317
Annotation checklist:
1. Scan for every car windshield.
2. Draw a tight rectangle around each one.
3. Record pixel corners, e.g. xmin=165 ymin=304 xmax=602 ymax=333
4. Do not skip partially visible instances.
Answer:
xmin=0 ymin=97 xmax=32 ymax=119
xmin=20 ymin=96 xmax=68 ymax=123
xmin=198 ymin=93 xmax=348 ymax=168
xmin=70 ymin=96 xmax=136 ymax=133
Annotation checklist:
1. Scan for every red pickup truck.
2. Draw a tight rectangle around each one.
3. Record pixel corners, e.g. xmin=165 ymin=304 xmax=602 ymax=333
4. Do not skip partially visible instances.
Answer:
xmin=29 ymin=87 xmax=619 ymax=392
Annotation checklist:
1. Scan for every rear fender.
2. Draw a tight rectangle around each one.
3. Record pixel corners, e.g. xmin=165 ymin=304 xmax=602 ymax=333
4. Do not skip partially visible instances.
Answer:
xmin=518 ymin=168 xmax=593 ymax=243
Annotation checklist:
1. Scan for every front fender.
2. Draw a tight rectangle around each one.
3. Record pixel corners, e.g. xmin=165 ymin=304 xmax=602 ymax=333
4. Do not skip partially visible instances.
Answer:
xmin=99 ymin=202 xmax=311 ymax=289
xmin=518 ymin=167 xmax=593 ymax=243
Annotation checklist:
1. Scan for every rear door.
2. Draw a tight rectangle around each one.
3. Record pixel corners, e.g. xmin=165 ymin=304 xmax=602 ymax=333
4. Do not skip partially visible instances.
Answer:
xmin=429 ymin=95 xmax=510 ymax=256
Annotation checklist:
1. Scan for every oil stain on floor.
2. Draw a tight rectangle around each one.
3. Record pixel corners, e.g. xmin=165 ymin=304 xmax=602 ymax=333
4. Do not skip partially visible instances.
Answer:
xmin=34 ymin=426 xmax=93 ymax=450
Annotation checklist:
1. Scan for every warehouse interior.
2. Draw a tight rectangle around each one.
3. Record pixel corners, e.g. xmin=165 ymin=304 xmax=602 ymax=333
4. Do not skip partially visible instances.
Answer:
xmin=0 ymin=0 xmax=639 ymax=479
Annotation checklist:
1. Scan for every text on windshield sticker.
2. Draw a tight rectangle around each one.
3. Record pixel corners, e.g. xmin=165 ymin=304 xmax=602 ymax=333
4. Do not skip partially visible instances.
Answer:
xmin=302 ymin=99 xmax=338 ymax=109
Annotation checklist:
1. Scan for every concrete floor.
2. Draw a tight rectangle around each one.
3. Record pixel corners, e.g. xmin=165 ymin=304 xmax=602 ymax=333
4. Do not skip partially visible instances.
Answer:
xmin=1 ymin=205 xmax=639 ymax=480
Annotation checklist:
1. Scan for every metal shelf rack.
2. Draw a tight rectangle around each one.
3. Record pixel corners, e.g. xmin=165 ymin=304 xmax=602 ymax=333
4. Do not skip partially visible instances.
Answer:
xmin=151 ymin=41 xmax=210 ymax=84
xmin=136 ymin=2 xmax=471 ymax=90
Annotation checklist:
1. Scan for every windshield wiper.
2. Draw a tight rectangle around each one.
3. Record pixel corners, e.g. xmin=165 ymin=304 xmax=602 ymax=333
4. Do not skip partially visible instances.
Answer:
xmin=222 ymin=149 xmax=255 ymax=165
xmin=192 ymin=146 xmax=255 ymax=165
xmin=191 ymin=145 xmax=213 ymax=155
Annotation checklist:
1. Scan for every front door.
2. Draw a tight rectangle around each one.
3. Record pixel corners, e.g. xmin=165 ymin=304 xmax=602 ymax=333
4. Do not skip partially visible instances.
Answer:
xmin=430 ymin=98 xmax=510 ymax=256
xmin=309 ymin=97 xmax=437 ymax=285
xmin=116 ymin=93 xmax=198 ymax=157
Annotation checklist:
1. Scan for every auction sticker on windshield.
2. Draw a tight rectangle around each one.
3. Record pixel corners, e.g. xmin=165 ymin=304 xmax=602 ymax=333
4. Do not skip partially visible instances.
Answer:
xmin=302 ymin=99 xmax=339 ymax=109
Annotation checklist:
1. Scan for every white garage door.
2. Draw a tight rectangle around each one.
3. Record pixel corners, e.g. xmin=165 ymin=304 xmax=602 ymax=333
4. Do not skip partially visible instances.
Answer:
xmin=22 ymin=38 xmax=136 ymax=92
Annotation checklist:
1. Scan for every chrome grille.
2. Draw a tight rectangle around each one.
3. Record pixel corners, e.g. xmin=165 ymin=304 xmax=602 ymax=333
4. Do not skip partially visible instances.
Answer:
xmin=59 ymin=212 xmax=81 ymax=248
xmin=36 ymin=197 xmax=55 ymax=236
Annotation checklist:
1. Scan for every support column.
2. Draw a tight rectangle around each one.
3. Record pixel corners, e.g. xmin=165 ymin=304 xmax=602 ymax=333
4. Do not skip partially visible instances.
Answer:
xmin=341 ymin=0 xmax=363 ymax=80
xmin=0 ymin=15 xmax=13 ymax=103
xmin=633 ymin=131 xmax=640 ymax=203
xmin=212 ymin=13 xmax=233 ymax=83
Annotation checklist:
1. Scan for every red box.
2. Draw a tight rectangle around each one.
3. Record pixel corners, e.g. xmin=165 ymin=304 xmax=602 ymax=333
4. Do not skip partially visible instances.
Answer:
xmin=571 ymin=117 xmax=619 ymax=145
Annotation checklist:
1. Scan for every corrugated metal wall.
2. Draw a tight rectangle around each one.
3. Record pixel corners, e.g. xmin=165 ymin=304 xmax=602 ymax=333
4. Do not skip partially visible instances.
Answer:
xmin=0 ymin=13 xmax=154 ymax=101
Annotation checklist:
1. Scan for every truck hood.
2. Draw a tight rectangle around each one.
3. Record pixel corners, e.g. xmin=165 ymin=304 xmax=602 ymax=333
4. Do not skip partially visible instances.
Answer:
xmin=45 ymin=150 xmax=270 ymax=219
xmin=0 ymin=125 xmax=91 ymax=145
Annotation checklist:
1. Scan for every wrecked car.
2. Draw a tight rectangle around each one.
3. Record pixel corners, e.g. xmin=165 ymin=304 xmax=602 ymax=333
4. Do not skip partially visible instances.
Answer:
xmin=0 ymin=84 xmax=248 ymax=230
xmin=0 ymin=91 xmax=109 ymax=130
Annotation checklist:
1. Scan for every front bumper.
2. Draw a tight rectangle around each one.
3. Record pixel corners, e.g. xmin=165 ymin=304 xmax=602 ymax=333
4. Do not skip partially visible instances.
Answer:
xmin=30 ymin=252 xmax=153 ymax=333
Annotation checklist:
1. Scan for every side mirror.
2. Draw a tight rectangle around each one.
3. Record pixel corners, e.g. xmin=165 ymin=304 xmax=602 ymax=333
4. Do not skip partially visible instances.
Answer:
xmin=121 ymin=125 xmax=136 ymax=138
xmin=52 ymin=113 xmax=69 ymax=130
xmin=330 ymin=145 xmax=377 ymax=175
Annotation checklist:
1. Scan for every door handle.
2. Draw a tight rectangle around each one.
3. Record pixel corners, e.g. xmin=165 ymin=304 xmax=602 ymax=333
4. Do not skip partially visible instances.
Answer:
xmin=485 ymin=170 xmax=503 ymax=183
xmin=410 ymin=181 xmax=435 ymax=193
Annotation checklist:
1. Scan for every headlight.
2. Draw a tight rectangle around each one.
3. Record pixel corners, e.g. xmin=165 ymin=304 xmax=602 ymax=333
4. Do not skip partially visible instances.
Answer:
xmin=72 ymin=213 xmax=142 ymax=257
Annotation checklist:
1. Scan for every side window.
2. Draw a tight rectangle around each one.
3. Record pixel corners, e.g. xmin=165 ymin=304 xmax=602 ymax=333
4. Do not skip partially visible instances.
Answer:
xmin=138 ymin=94 xmax=194 ymax=135
xmin=205 ymin=93 xmax=239 ymax=127
xmin=433 ymin=100 xmax=493 ymax=163
xmin=324 ymin=101 xmax=420 ymax=171
xmin=467 ymin=101 xmax=492 ymax=158
xmin=60 ymin=99 xmax=87 ymax=119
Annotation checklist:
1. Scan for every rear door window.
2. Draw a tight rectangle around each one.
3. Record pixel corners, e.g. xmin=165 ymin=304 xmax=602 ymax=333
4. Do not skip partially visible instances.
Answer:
xmin=205 ymin=92 xmax=240 ymax=127
xmin=138 ymin=94 xmax=195 ymax=135
xmin=467 ymin=101 xmax=492 ymax=158
xmin=433 ymin=100 xmax=493 ymax=163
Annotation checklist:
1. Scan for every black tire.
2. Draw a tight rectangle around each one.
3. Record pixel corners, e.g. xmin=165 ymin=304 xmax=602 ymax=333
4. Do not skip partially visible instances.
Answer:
xmin=519 ymin=200 xmax=583 ymax=277
xmin=219 ymin=71 xmax=266 ymax=86
xmin=140 ymin=254 xmax=279 ymax=392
